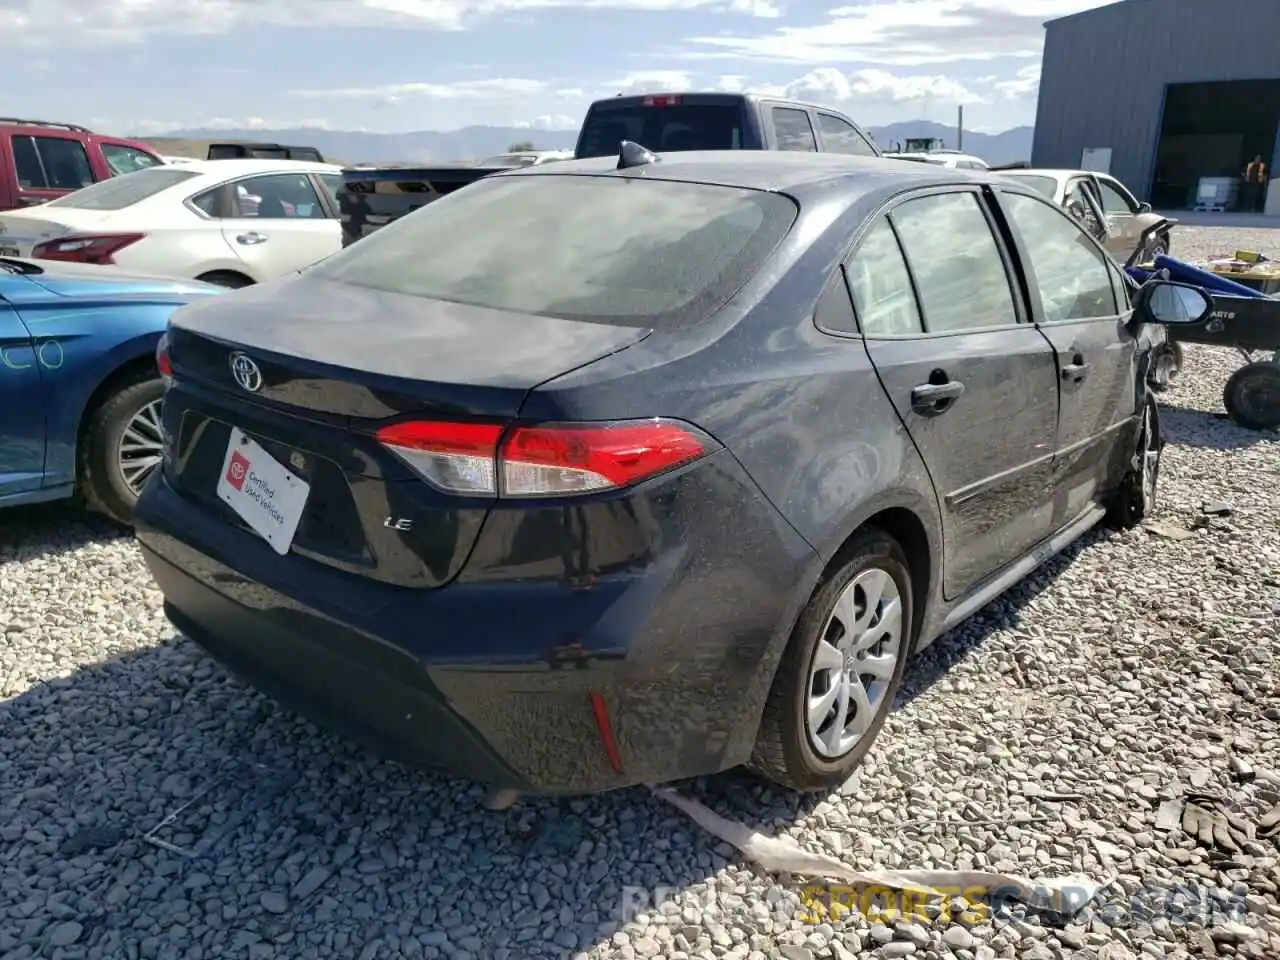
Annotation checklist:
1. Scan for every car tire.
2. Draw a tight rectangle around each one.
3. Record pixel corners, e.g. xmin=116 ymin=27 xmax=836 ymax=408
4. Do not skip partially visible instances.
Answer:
xmin=196 ymin=270 xmax=253 ymax=289
xmin=1223 ymin=360 xmax=1280 ymax=431
xmin=1107 ymin=394 xmax=1161 ymax=529
xmin=79 ymin=378 xmax=166 ymax=526
xmin=750 ymin=528 xmax=914 ymax=793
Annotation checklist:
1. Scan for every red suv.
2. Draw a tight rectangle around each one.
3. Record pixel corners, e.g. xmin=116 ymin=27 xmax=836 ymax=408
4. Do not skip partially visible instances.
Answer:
xmin=0 ymin=118 xmax=164 ymax=212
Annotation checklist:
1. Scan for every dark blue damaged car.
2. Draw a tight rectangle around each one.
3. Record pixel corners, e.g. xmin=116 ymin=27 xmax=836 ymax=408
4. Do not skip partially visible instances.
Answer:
xmin=133 ymin=149 xmax=1210 ymax=796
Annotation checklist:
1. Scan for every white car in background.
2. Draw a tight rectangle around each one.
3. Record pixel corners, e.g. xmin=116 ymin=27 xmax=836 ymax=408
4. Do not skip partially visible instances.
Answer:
xmin=0 ymin=159 xmax=344 ymax=288
xmin=476 ymin=150 xmax=574 ymax=167
xmin=884 ymin=150 xmax=990 ymax=171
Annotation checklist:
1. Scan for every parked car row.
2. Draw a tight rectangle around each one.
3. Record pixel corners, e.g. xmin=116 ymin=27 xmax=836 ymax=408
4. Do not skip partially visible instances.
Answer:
xmin=2 ymin=100 xmax=1213 ymax=803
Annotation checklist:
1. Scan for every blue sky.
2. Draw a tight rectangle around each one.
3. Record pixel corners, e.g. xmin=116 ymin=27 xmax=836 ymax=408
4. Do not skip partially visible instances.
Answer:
xmin=1 ymin=0 xmax=1114 ymax=135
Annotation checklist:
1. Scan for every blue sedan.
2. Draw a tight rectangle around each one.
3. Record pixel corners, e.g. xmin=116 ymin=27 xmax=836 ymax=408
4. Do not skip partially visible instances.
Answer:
xmin=0 ymin=257 xmax=224 ymax=523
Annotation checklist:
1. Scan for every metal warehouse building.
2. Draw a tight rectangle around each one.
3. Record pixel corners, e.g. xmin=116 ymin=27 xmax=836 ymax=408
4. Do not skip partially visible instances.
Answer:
xmin=1031 ymin=0 xmax=1280 ymax=213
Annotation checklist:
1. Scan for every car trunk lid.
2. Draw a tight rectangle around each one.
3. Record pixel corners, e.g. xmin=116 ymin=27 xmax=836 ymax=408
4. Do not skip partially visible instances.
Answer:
xmin=0 ymin=209 xmax=112 ymax=256
xmin=162 ymin=273 xmax=652 ymax=588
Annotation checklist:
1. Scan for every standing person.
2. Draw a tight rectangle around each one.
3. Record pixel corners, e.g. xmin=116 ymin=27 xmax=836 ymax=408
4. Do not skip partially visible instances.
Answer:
xmin=1242 ymin=155 xmax=1268 ymax=213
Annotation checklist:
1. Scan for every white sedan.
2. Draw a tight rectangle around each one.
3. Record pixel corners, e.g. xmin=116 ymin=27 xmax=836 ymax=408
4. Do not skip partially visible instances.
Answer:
xmin=0 ymin=159 xmax=344 ymax=288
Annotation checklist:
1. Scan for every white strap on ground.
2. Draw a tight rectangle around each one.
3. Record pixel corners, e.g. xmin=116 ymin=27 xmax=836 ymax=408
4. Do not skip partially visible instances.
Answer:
xmin=651 ymin=786 xmax=1112 ymax=917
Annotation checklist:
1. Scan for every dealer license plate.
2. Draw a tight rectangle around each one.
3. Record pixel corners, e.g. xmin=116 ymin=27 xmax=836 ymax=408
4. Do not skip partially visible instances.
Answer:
xmin=0 ymin=246 xmax=19 ymax=257
xmin=216 ymin=427 xmax=310 ymax=555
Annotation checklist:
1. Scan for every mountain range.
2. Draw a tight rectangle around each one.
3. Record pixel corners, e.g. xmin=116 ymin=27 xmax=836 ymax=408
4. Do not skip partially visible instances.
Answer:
xmin=140 ymin=120 xmax=1035 ymax=167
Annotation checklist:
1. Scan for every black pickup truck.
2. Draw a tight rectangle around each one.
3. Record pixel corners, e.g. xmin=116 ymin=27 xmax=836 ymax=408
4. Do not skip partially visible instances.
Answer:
xmin=337 ymin=92 xmax=881 ymax=246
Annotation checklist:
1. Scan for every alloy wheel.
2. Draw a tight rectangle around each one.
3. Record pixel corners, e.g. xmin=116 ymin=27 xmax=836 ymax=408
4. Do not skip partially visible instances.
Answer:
xmin=117 ymin=399 xmax=165 ymax=497
xmin=806 ymin=567 xmax=904 ymax=759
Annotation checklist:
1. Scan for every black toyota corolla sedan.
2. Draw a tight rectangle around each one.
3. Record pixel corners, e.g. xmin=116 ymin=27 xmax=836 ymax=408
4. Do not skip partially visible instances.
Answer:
xmin=135 ymin=148 xmax=1209 ymax=797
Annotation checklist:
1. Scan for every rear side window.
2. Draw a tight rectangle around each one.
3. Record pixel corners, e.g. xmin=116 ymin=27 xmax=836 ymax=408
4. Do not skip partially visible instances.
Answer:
xmin=10 ymin=135 xmax=94 ymax=190
xmin=890 ymin=192 xmax=1019 ymax=333
xmin=773 ymin=108 xmax=817 ymax=152
xmin=816 ymin=114 xmax=877 ymax=156
xmin=34 ymin=137 xmax=94 ymax=189
xmin=844 ymin=219 xmax=922 ymax=336
xmin=46 ymin=167 xmax=199 ymax=209
xmin=576 ymin=104 xmax=744 ymax=157
xmin=11 ymin=137 xmax=44 ymax=188
xmin=310 ymin=174 xmax=797 ymax=328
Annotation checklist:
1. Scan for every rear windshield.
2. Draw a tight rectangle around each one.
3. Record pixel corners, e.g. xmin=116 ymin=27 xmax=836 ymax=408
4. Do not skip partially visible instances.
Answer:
xmin=576 ymin=104 xmax=744 ymax=158
xmin=1004 ymin=174 xmax=1058 ymax=198
xmin=45 ymin=168 xmax=199 ymax=209
xmin=310 ymin=173 xmax=797 ymax=327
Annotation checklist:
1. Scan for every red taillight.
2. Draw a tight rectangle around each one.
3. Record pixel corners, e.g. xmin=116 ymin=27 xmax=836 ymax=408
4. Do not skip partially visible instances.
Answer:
xmin=155 ymin=332 xmax=173 ymax=382
xmin=31 ymin=232 xmax=145 ymax=265
xmin=641 ymin=94 xmax=682 ymax=107
xmin=374 ymin=417 xmax=715 ymax=498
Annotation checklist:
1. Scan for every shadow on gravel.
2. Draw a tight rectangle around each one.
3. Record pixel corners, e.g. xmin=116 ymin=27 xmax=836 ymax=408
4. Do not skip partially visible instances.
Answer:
xmin=1157 ymin=403 xmax=1279 ymax=451
xmin=0 ymin=526 xmax=1108 ymax=960
xmin=0 ymin=502 xmax=129 ymax=564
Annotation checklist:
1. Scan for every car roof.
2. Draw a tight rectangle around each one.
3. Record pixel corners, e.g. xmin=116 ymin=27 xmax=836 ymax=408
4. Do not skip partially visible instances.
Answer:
xmin=164 ymin=158 xmax=343 ymax=178
xmin=1001 ymin=168 xmax=1110 ymax=180
xmin=502 ymin=150 xmax=1001 ymax=195
xmin=586 ymin=91 xmax=861 ymax=118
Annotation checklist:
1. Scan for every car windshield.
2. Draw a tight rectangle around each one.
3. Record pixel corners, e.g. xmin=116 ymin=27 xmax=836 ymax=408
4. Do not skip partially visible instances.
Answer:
xmin=576 ymin=104 xmax=743 ymax=158
xmin=1004 ymin=174 xmax=1058 ymax=198
xmin=45 ymin=168 xmax=199 ymax=209
xmin=309 ymin=173 xmax=797 ymax=327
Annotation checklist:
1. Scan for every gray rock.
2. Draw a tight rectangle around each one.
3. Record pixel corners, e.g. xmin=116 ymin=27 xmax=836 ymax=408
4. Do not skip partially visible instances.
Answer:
xmin=48 ymin=921 xmax=83 ymax=947
xmin=260 ymin=891 xmax=288 ymax=914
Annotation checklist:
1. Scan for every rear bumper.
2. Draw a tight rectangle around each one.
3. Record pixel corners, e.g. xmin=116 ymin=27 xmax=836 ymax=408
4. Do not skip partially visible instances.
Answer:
xmin=134 ymin=454 xmax=819 ymax=795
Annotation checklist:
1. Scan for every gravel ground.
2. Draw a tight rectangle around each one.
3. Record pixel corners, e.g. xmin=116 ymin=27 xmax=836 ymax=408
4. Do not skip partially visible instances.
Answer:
xmin=1 ymin=224 xmax=1278 ymax=960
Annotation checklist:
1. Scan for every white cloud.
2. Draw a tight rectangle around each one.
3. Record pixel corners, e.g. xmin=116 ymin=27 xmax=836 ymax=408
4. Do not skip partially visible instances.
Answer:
xmin=0 ymin=0 xmax=779 ymax=47
xmin=600 ymin=66 xmax=984 ymax=107
xmin=679 ymin=0 xmax=1112 ymax=66
xmin=515 ymin=114 xmax=580 ymax=130
xmin=122 ymin=117 xmax=351 ymax=135
xmin=289 ymin=78 xmax=547 ymax=103
xmin=777 ymin=66 xmax=985 ymax=106
xmin=994 ymin=63 xmax=1041 ymax=98
xmin=607 ymin=71 xmax=697 ymax=95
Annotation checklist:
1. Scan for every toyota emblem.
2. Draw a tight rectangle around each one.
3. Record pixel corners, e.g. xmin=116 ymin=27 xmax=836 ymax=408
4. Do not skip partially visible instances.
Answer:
xmin=229 ymin=352 xmax=263 ymax=393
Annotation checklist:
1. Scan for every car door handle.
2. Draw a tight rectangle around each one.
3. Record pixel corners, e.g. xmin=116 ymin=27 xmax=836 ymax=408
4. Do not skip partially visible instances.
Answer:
xmin=236 ymin=232 xmax=267 ymax=245
xmin=1061 ymin=359 xmax=1090 ymax=383
xmin=910 ymin=379 xmax=965 ymax=416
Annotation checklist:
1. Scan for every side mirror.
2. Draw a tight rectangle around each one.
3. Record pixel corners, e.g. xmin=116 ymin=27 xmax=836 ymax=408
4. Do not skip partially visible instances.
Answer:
xmin=1138 ymin=201 xmax=1152 ymax=214
xmin=1135 ymin=280 xmax=1212 ymax=325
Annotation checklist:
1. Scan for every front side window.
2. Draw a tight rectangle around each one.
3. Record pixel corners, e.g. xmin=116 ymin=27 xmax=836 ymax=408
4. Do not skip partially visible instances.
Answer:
xmin=46 ymin=167 xmax=199 ymax=209
xmin=1095 ymin=177 xmax=1137 ymax=215
xmin=317 ymin=173 xmax=342 ymax=207
xmin=844 ymin=218 xmax=922 ymax=336
xmin=1001 ymin=191 xmax=1118 ymax=322
xmin=309 ymin=174 xmax=797 ymax=328
xmin=890 ymin=192 xmax=1019 ymax=333
xmin=101 ymin=143 xmax=163 ymax=177
xmin=772 ymin=108 xmax=817 ymax=152
xmin=816 ymin=113 xmax=877 ymax=156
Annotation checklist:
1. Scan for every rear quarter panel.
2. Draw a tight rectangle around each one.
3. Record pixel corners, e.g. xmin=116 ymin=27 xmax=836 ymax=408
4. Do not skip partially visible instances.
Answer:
xmin=9 ymin=296 xmax=208 ymax=488
xmin=521 ymin=195 xmax=945 ymax=755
